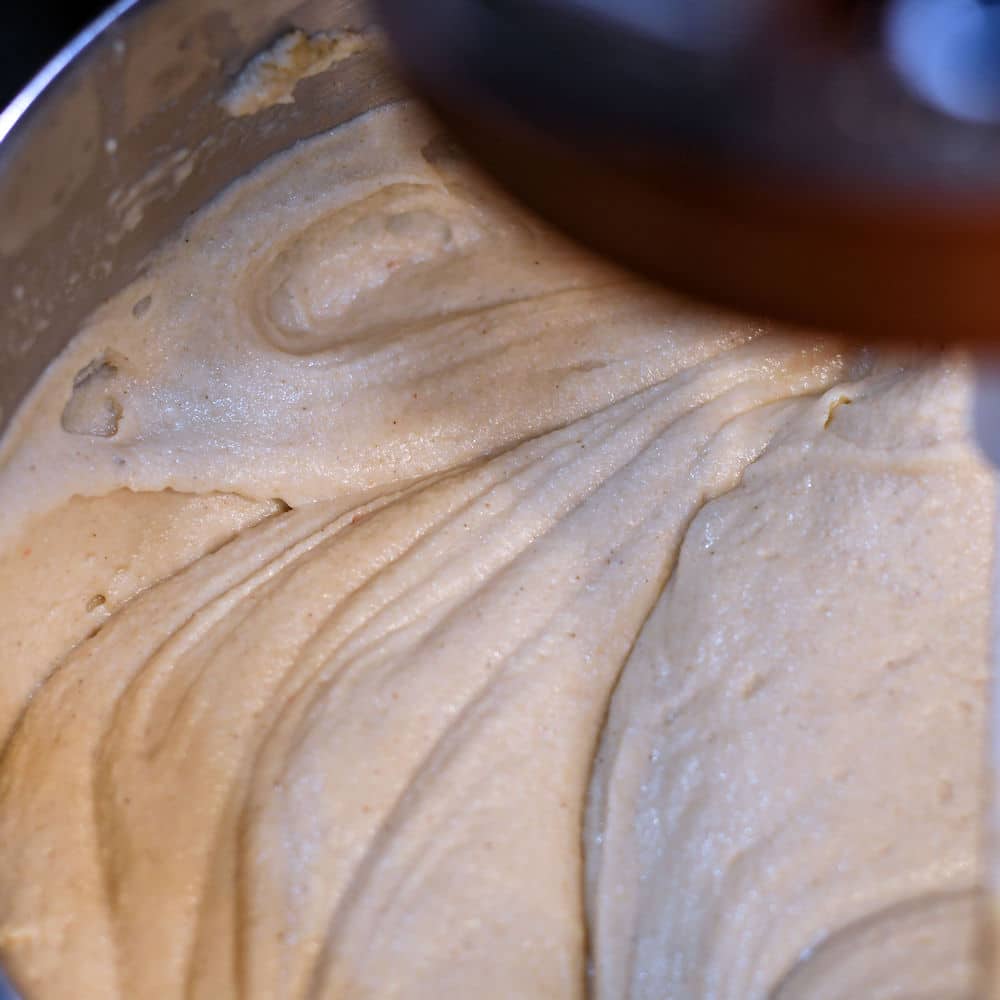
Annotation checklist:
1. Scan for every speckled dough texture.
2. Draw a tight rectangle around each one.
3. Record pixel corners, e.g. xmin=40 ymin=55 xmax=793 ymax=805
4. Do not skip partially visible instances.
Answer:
xmin=0 ymin=102 xmax=989 ymax=999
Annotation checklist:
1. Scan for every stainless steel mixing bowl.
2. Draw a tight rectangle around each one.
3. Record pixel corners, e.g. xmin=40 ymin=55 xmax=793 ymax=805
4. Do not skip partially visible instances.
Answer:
xmin=0 ymin=0 xmax=401 ymax=437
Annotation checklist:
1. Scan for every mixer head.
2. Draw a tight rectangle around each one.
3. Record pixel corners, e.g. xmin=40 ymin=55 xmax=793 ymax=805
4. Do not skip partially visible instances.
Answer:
xmin=375 ymin=0 xmax=1000 ymax=345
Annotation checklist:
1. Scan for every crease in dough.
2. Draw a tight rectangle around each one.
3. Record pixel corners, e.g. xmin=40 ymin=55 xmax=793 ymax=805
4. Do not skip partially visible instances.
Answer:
xmin=0 ymin=490 xmax=282 ymax=743
xmin=585 ymin=358 xmax=990 ymax=1000
xmin=0 ymin=338 xmax=845 ymax=999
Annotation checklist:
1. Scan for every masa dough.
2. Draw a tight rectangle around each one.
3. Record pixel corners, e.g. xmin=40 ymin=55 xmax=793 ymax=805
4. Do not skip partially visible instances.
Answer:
xmin=0 ymin=103 xmax=988 ymax=999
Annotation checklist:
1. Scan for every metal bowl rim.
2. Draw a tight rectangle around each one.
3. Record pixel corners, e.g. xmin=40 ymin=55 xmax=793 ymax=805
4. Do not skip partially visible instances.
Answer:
xmin=0 ymin=0 xmax=143 ymax=147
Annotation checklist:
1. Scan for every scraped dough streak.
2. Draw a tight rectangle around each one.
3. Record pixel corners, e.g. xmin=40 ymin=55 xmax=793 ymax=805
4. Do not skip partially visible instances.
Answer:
xmin=0 ymin=102 xmax=988 ymax=999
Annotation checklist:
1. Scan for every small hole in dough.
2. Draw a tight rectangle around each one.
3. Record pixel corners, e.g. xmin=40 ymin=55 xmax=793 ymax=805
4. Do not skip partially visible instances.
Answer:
xmin=132 ymin=294 xmax=153 ymax=319
xmin=61 ymin=353 xmax=124 ymax=438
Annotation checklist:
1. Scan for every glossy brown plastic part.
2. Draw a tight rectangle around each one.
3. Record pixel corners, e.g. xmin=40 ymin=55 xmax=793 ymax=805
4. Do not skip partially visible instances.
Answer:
xmin=435 ymin=103 xmax=1000 ymax=346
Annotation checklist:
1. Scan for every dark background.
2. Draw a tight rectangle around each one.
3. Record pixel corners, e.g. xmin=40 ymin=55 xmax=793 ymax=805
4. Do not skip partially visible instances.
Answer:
xmin=1 ymin=1 xmax=110 ymax=107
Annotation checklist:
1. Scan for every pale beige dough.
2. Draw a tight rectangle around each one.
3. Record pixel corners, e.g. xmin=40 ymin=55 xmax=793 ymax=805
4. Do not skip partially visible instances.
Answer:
xmin=0 ymin=102 xmax=987 ymax=1000
xmin=586 ymin=361 xmax=991 ymax=998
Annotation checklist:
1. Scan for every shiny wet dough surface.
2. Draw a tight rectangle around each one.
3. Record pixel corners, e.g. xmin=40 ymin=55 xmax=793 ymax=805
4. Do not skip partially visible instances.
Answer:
xmin=0 ymin=104 xmax=988 ymax=999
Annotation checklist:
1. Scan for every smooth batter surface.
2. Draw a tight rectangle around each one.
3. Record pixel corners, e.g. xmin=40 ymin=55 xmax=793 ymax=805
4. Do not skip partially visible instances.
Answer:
xmin=0 ymin=103 xmax=989 ymax=999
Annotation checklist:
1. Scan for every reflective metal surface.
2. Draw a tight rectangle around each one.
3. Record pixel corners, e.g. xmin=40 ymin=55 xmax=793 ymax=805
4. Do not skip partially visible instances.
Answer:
xmin=0 ymin=0 xmax=401 ymax=435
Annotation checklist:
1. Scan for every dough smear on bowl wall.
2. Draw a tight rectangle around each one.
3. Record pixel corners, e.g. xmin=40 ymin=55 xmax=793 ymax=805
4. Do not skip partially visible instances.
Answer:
xmin=0 ymin=101 xmax=988 ymax=999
